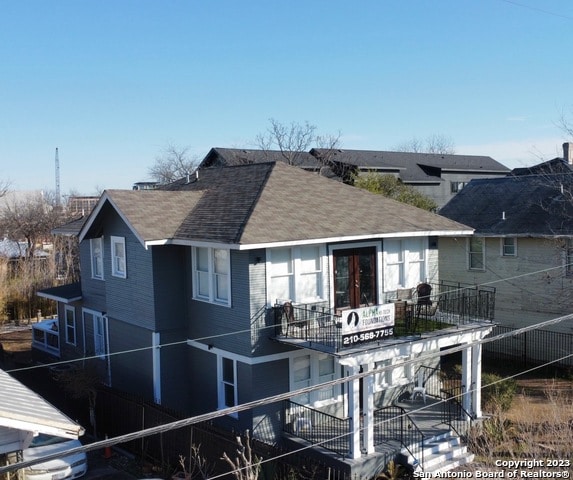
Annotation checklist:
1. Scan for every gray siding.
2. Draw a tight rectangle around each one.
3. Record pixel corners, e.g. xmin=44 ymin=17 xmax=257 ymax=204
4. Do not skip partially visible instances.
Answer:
xmin=104 ymin=213 xmax=155 ymax=330
xmin=187 ymin=250 xmax=253 ymax=356
xmin=108 ymin=317 xmax=154 ymax=400
xmin=251 ymin=359 xmax=290 ymax=444
xmin=152 ymin=245 xmax=189 ymax=331
xmin=187 ymin=347 xmax=218 ymax=416
xmin=439 ymin=236 xmax=573 ymax=332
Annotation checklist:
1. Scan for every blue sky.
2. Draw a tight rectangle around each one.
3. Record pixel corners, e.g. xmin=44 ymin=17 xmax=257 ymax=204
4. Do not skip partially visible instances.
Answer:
xmin=2 ymin=0 xmax=573 ymax=195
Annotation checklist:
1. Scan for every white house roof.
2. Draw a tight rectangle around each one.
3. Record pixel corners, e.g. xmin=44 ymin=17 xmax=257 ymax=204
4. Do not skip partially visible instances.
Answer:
xmin=0 ymin=368 xmax=84 ymax=441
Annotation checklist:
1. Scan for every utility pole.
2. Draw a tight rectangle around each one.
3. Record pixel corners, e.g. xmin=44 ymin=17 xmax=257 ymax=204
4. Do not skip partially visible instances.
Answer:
xmin=55 ymin=147 xmax=61 ymax=207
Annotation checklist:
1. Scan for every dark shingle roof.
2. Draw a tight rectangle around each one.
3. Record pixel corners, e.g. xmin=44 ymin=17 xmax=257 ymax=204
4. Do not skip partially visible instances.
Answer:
xmin=85 ymin=162 xmax=471 ymax=247
xmin=510 ymin=157 xmax=573 ymax=176
xmin=200 ymin=147 xmax=322 ymax=169
xmin=439 ymin=173 xmax=573 ymax=236
xmin=311 ymin=149 xmax=510 ymax=183
xmin=37 ymin=282 xmax=83 ymax=302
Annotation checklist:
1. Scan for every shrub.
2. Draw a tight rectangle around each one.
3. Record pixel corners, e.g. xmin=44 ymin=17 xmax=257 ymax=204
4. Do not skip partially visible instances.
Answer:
xmin=482 ymin=373 xmax=517 ymax=412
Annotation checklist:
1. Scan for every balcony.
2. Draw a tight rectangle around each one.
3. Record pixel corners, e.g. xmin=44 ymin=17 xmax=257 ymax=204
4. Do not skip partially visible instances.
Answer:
xmin=270 ymin=281 xmax=495 ymax=353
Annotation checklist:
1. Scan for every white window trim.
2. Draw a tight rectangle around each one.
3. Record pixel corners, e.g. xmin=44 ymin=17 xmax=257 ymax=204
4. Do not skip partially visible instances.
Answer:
xmin=267 ymin=245 xmax=327 ymax=305
xmin=90 ymin=237 xmax=104 ymax=280
xmin=383 ymin=238 xmax=428 ymax=291
xmin=92 ymin=312 xmax=108 ymax=359
xmin=64 ymin=305 xmax=76 ymax=345
xmin=111 ymin=236 xmax=127 ymax=278
xmin=192 ymin=247 xmax=232 ymax=307
xmin=468 ymin=237 xmax=485 ymax=271
xmin=217 ymin=356 xmax=238 ymax=418
xmin=289 ymin=353 xmax=341 ymax=408
xmin=500 ymin=237 xmax=517 ymax=257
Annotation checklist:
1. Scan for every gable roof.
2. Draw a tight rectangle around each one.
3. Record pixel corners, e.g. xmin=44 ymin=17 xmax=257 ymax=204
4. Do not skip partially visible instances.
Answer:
xmin=311 ymin=148 xmax=510 ymax=184
xmin=439 ymin=173 xmax=573 ymax=237
xmin=80 ymin=161 xmax=472 ymax=249
xmin=510 ymin=157 xmax=573 ymax=176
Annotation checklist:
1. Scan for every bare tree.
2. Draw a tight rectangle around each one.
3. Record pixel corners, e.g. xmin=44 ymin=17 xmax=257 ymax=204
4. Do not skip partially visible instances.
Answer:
xmin=394 ymin=134 xmax=456 ymax=154
xmin=148 ymin=144 xmax=199 ymax=184
xmin=255 ymin=118 xmax=341 ymax=167
xmin=221 ymin=430 xmax=261 ymax=480
xmin=0 ymin=192 xmax=78 ymax=322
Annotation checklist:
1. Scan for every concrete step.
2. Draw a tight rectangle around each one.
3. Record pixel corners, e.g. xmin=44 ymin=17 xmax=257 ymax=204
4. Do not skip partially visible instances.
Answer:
xmin=402 ymin=431 xmax=474 ymax=474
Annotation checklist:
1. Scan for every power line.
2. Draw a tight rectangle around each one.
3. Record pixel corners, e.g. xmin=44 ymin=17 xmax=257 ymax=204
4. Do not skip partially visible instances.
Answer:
xmin=2 ymin=313 xmax=572 ymax=476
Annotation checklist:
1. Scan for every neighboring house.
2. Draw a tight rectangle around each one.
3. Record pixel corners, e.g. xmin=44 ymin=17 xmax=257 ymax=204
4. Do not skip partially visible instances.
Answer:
xmin=199 ymin=147 xmax=510 ymax=209
xmin=0 ymin=367 xmax=84 ymax=458
xmin=439 ymin=144 xmax=573 ymax=334
xmin=36 ymin=161 xmax=496 ymax=477
xmin=310 ymin=148 xmax=510 ymax=209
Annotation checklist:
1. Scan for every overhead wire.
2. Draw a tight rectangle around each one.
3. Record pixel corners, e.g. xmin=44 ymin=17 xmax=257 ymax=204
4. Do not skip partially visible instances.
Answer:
xmin=2 ymin=312 xmax=572 ymax=476
xmin=6 ymin=252 xmax=573 ymax=375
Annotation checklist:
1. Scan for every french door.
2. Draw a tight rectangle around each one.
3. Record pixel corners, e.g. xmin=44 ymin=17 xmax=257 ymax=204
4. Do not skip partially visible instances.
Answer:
xmin=333 ymin=246 xmax=377 ymax=311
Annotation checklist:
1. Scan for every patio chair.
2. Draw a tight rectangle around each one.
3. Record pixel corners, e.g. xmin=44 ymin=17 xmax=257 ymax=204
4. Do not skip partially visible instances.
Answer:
xmin=414 ymin=283 xmax=438 ymax=318
xmin=410 ymin=369 xmax=427 ymax=404
xmin=283 ymin=301 xmax=307 ymax=335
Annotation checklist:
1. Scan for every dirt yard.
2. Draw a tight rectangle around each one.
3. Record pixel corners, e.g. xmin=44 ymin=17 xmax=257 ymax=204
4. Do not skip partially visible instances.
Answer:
xmin=0 ymin=326 xmax=34 ymax=366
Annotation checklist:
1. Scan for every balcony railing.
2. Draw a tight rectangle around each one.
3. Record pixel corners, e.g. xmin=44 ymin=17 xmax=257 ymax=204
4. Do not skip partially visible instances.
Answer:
xmin=32 ymin=318 xmax=60 ymax=356
xmin=270 ymin=281 xmax=495 ymax=353
xmin=283 ymin=400 xmax=350 ymax=455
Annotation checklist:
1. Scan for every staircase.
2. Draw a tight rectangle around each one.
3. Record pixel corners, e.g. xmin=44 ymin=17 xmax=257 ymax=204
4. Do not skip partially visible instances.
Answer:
xmin=402 ymin=431 xmax=474 ymax=474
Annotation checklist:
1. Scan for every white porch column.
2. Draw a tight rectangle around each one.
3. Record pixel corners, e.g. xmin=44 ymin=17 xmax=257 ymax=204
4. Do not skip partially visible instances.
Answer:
xmin=152 ymin=332 xmax=161 ymax=404
xmin=347 ymin=366 xmax=362 ymax=459
xmin=362 ymin=363 xmax=375 ymax=454
xmin=471 ymin=343 xmax=483 ymax=418
xmin=461 ymin=346 xmax=472 ymax=419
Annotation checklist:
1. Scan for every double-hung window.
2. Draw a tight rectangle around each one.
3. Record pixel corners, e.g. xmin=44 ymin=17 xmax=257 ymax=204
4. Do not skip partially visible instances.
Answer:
xmin=468 ymin=237 xmax=485 ymax=270
xmin=218 ymin=356 xmax=238 ymax=417
xmin=290 ymin=353 xmax=340 ymax=406
xmin=64 ymin=306 xmax=76 ymax=345
xmin=268 ymin=246 xmax=323 ymax=304
xmin=90 ymin=237 xmax=104 ymax=280
xmin=88 ymin=313 xmax=108 ymax=358
xmin=384 ymin=238 xmax=426 ymax=290
xmin=501 ymin=237 xmax=517 ymax=257
xmin=193 ymin=247 xmax=231 ymax=306
xmin=111 ymin=236 xmax=127 ymax=278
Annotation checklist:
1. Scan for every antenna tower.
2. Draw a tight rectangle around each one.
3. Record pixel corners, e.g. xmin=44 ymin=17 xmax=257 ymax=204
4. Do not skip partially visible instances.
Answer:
xmin=55 ymin=147 xmax=61 ymax=206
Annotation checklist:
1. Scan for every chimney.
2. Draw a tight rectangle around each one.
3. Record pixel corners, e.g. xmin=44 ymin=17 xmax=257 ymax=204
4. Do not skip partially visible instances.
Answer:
xmin=563 ymin=142 xmax=573 ymax=164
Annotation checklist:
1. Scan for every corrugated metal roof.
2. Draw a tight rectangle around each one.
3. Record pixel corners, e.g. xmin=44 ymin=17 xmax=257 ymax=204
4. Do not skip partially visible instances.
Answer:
xmin=0 ymin=369 xmax=84 ymax=439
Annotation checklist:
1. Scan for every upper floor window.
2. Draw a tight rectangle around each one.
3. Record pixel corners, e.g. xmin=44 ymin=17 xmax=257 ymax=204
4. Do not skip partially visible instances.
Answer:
xmin=501 ymin=237 xmax=517 ymax=257
xmin=90 ymin=237 xmax=104 ymax=280
xmin=111 ymin=236 xmax=127 ymax=278
xmin=384 ymin=238 xmax=426 ymax=291
xmin=193 ymin=247 xmax=231 ymax=306
xmin=451 ymin=181 xmax=467 ymax=193
xmin=65 ymin=306 xmax=76 ymax=345
xmin=468 ymin=237 xmax=485 ymax=270
xmin=218 ymin=356 xmax=238 ymax=417
xmin=268 ymin=245 xmax=324 ymax=304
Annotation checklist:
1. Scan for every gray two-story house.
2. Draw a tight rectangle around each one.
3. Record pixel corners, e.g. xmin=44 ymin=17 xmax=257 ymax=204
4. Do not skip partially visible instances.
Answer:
xmin=37 ymin=161 xmax=496 ymax=477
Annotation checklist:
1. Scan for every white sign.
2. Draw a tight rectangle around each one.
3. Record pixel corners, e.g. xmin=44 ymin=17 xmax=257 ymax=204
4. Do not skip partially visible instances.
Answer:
xmin=341 ymin=303 xmax=395 ymax=348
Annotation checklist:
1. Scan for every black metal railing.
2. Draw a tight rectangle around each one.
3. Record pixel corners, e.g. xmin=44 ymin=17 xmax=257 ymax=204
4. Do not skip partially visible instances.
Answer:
xmin=441 ymin=385 xmax=473 ymax=438
xmin=283 ymin=400 xmax=350 ymax=456
xmin=374 ymin=405 xmax=425 ymax=470
xmin=270 ymin=280 xmax=495 ymax=352
xmin=272 ymin=303 xmax=343 ymax=350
